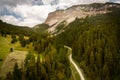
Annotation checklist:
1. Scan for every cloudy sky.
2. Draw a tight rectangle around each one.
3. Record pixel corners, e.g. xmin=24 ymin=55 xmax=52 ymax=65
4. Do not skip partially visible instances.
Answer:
xmin=0 ymin=0 xmax=119 ymax=27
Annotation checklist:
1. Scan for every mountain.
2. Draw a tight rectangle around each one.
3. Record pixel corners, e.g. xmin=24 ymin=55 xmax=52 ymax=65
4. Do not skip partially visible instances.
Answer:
xmin=45 ymin=3 xmax=120 ymax=33
xmin=0 ymin=2 xmax=120 ymax=80
xmin=54 ymin=8 xmax=120 ymax=80
xmin=0 ymin=20 xmax=35 ymax=36
xmin=33 ymin=23 xmax=50 ymax=33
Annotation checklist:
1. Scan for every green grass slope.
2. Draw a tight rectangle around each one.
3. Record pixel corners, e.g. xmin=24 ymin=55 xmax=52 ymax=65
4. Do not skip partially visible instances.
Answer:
xmin=0 ymin=36 xmax=11 ymax=67
xmin=0 ymin=35 xmax=33 ymax=68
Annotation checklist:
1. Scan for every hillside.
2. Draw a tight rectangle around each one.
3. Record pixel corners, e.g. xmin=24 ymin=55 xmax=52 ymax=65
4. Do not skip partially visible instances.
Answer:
xmin=45 ymin=3 xmax=120 ymax=33
xmin=33 ymin=23 xmax=50 ymax=33
xmin=0 ymin=20 xmax=35 ymax=36
xmin=0 ymin=19 xmax=71 ymax=80
xmin=0 ymin=2 xmax=120 ymax=80
xmin=54 ymin=8 xmax=120 ymax=80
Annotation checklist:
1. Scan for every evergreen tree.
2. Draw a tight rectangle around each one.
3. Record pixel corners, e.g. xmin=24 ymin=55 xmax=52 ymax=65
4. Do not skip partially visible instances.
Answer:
xmin=13 ymin=63 xmax=22 ymax=80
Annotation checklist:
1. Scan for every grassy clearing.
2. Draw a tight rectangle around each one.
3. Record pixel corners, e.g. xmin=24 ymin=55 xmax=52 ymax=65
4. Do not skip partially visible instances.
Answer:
xmin=0 ymin=35 xmax=11 ymax=67
xmin=0 ymin=35 xmax=34 ymax=68
xmin=0 ymin=35 xmax=45 ymax=79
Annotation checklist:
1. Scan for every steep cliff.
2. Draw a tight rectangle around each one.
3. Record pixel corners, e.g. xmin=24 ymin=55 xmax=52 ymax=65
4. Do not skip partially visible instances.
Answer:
xmin=45 ymin=3 xmax=120 ymax=32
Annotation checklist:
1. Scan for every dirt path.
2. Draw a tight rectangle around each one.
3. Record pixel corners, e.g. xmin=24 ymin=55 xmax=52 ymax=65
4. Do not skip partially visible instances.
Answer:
xmin=64 ymin=46 xmax=85 ymax=80
xmin=0 ymin=50 xmax=27 ymax=78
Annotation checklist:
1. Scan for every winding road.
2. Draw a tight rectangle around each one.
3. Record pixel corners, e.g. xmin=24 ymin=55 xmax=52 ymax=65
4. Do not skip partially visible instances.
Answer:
xmin=64 ymin=46 xmax=85 ymax=80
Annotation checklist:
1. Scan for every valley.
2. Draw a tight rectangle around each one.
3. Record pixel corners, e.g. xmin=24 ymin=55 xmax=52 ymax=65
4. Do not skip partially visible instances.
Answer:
xmin=0 ymin=2 xmax=120 ymax=80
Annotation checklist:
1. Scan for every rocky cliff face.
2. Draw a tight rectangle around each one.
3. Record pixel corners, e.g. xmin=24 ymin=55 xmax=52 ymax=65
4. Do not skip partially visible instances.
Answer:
xmin=44 ymin=3 xmax=120 ymax=32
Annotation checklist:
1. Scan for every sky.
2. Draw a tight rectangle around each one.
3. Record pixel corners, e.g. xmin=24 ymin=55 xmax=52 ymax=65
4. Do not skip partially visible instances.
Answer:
xmin=0 ymin=0 xmax=119 ymax=27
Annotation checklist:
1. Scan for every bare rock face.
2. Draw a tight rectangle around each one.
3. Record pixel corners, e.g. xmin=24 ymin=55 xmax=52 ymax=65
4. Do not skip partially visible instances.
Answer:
xmin=45 ymin=3 xmax=120 ymax=32
xmin=45 ymin=10 xmax=64 ymax=26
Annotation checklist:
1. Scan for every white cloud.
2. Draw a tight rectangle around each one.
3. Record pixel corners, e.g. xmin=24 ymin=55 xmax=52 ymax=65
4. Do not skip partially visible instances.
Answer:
xmin=0 ymin=14 xmax=44 ymax=27
xmin=0 ymin=4 xmax=56 ymax=27
xmin=43 ymin=0 xmax=53 ymax=4
xmin=0 ymin=15 xmax=19 ymax=25
xmin=71 ymin=0 xmax=109 ymax=4
xmin=114 ymin=0 xmax=120 ymax=3
xmin=13 ymin=4 xmax=55 ymax=19
xmin=18 ymin=18 xmax=42 ymax=27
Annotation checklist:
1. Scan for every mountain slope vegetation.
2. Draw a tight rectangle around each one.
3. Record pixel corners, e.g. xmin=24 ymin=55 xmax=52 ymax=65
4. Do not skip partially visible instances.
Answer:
xmin=54 ymin=9 xmax=120 ymax=80
xmin=0 ymin=3 xmax=120 ymax=80
xmin=0 ymin=21 xmax=71 ymax=80
xmin=33 ymin=23 xmax=50 ymax=33
xmin=0 ymin=20 xmax=35 ymax=36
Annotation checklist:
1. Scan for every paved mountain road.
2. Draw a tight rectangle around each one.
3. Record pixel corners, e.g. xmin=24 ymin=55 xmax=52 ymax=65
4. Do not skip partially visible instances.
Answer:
xmin=64 ymin=46 xmax=85 ymax=80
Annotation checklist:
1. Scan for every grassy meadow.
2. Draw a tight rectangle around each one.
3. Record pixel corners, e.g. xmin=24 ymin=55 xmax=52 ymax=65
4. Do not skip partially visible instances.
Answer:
xmin=0 ymin=35 xmax=34 ymax=68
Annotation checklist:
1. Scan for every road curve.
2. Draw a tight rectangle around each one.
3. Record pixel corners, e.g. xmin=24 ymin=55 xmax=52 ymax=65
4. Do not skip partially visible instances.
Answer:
xmin=64 ymin=46 xmax=85 ymax=80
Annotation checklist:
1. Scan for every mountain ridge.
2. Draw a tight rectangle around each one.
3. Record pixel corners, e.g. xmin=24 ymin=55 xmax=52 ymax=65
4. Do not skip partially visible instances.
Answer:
xmin=44 ymin=2 xmax=120 ymax=33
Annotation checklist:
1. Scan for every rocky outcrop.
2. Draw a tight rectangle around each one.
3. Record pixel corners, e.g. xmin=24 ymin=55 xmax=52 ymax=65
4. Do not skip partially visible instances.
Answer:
xmin=45 ymin=3 xmax=120 ymax=32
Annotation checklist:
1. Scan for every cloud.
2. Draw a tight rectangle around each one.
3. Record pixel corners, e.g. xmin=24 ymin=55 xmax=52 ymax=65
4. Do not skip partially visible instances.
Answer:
xmin=0 ymin=0 xmax=44 ymax=6
xmin=0 ymin=13 xmax=45 ymax=27
xmin=13 ymin=5 xmax=55 ymax=19
xmin=0 ymin=4 xmax=56 ymax=27
xmin=43 ymin=0 xmax=54 ymax=4
xmin=0 ymin=15 xmax=19 ymax=25
xmin=71 ymin=0 xmax=109 ymax=4
xmin=110 ymin=0 xmax=120 ymax=3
